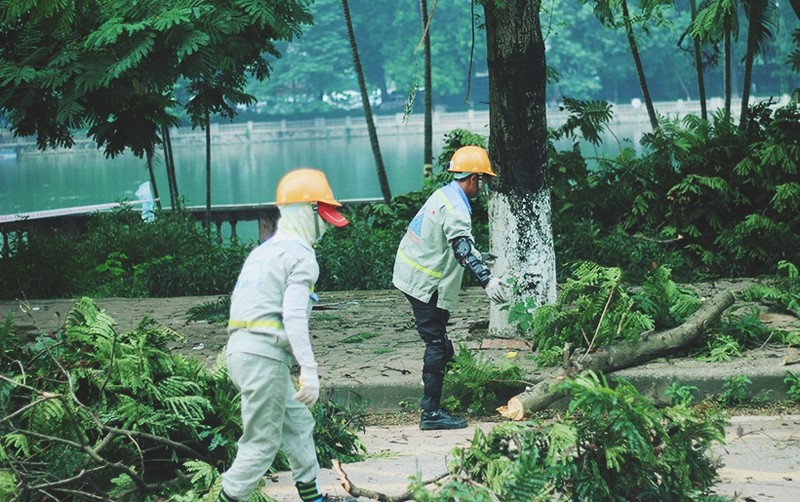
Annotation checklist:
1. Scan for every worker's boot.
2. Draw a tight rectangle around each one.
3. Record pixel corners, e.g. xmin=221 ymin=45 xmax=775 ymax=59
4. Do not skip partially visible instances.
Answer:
xmin=419 ymin=409 xmax=467 ymax=430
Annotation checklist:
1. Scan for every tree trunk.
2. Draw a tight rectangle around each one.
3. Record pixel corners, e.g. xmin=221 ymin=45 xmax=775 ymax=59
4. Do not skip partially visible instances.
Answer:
xmin=739 ymin=6 xmax=755 ymax=129
xmin=161 ymin=124 xmax=180 ymax=209
xmin=724 ymin=15 xmax=732 ymax=115
xmin=341 ymin=0 xmax=392 ymax=203
xmin=502 ymin=289 xmax=736 ymax=418
xmin=205 ymin=113 xmax=212 ymax=235
xmin=689 ymin=0 xmax=708 ymax=121
xmin=482 ymin=0 xmax=557 ymax=335
xmin=621 ymin=0 xmax=659 ymax=133
xmin=146 ymin=149 xmax=161 ymax=210
xmin=420 ymin=0 xmax=433 ymax=178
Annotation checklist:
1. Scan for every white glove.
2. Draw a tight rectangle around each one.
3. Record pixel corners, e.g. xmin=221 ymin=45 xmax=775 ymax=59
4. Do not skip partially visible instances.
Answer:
xmin=293 ymin=366 xmax=320 ymax=407
xmin=484 ymin=277 xmax=507 ymax=303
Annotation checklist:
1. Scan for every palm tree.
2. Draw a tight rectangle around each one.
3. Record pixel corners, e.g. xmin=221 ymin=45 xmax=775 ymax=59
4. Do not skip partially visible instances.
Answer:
xmin=689 ymin=0 xmax=708 ymax=120
xmin=739 ymin=0 xmax=778 ymax=127
xmin=341 ymin=0 xmax=392 ymax=203
xmin=583 ymin=0 xmax=664 ymax=133
xmin=691 ymin=0 xmax=739 ymax=116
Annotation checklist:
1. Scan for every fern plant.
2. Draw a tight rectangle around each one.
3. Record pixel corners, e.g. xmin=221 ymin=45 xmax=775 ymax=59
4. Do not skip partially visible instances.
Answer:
xmin=442 ymin=347 xmax=527 ymax=414
xmin=524 ymin=261 xmax=654 ymax=366
xmin=632 ymin=265 xmax=701 ymax=329
xmin=741 ymin=260 xmax=800 ymax=316
xmin=0 ymin=297 xmax=364 ymax=501
xmin=412 ymin=371 xmax=728 ymax=501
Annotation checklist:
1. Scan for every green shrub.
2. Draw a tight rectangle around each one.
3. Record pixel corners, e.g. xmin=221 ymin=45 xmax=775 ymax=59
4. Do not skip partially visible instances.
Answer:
xmin=442 ymin=346 xmax=527 ymax=414
xmin=785 ymin=370 xmax=800 ymax=402
xmin=0 ymin=207 xmax=251 ymax=300
xmin=411 ymin=371 xmax=729 ymax=501
xmin=0 ymin=297 xmax=364 ymax=501
xmin=718 ymin=375 xmax=754 ymax=406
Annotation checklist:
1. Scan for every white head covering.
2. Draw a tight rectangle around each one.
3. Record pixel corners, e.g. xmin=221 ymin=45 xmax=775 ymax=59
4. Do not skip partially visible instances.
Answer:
xmin=275 ymin=203 xmax=325 ymax=246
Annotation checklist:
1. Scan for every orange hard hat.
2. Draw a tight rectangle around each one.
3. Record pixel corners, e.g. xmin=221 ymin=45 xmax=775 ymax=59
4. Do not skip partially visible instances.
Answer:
xmin=276 ymin=168 xmax=348 ymax=227
xmin=447 ymin=146 xmax=495 ymax=177
xmin=276 ymin=168 xmax=342 ymax=206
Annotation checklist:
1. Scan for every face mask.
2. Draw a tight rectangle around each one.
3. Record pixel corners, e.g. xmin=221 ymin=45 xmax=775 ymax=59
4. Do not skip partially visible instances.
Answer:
xmin=313 ymin=209 xmax=328 ymax=244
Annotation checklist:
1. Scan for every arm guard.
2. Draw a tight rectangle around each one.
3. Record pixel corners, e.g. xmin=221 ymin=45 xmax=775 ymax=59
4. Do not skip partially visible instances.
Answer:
xmin=452 ymin=236 xmax=491 ymax=287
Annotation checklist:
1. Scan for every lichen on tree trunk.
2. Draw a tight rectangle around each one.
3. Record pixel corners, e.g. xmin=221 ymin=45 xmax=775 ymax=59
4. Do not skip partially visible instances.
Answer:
xmin=482 ymin=0 xmax=556 ymax=334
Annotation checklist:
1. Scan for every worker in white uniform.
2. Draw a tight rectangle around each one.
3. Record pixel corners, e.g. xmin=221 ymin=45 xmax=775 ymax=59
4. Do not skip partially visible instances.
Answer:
xmin=219 ymin=168 xmax=352 ymax=502
xmin=392 ymin=145 xmax=507 ymax=431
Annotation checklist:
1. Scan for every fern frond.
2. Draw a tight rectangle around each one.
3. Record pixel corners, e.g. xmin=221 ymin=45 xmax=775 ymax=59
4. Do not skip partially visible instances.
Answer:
xmin=106 ymin=33 xmax=156 ymax=82
xmin=84 ymin=16 xmax=126 ymax=48
xmin=770 ymin=182 xmax=800 ymax=212
xmin=184 ymin=459 xmax=220 ymax=488
xmin=23 ymin=397 xmax=68 ymax=434
xmin=1 ymin=432 xmax=31 ymax=458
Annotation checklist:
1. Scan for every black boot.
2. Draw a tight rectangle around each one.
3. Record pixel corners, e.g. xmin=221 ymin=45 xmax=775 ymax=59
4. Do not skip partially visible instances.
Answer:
xmin=419 ymin=409 xmax=467 ymax=430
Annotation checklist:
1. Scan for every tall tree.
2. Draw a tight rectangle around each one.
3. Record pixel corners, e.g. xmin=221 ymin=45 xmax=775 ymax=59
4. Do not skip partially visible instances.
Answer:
xmin=420 ymin=0 xmax=433 ymax=178
xmin=481 ymin=0 xmax=557 ymax=333
xmin=0 ymin=0 xmax=311 ymax=207
xmin=739 ymin=0 xmax=777 ymax=127
xmin=691 ymin=0 xmax=739 ymax=116
xmin=341 ymin=0 xmax=392 ymax=203
xmin=582 ymin=0 xmax=665 ymax=132
xmin=689 ymin=0 xmax=709 ymax=120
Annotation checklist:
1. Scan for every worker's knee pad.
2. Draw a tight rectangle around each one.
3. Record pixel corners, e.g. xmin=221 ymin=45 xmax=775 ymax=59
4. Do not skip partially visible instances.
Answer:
xmin=423 ymin=344 xmax=447 ymax=374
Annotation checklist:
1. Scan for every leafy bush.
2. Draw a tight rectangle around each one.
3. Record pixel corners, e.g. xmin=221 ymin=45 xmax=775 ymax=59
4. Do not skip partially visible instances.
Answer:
xmin=410 ymin=371 xmax=729 ymax=501
xmin=0 ymin=297 xmax=365 ymax=500
xmin=785 ymin=370 xmax=800 ymax=402
xmin=550 ymin=96 xmax=800 ymax=281
xmin=717 ymin=375 xmax=754 ymax=407
xmin=442 ymin=347 xmax=527 ymax=414
xmin=0 ymin=207 xmax=251 ymax=300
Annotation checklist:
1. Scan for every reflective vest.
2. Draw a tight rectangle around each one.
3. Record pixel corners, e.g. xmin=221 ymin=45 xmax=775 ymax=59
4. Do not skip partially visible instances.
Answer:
xmin=227 ymin=237 xmax=318 ymax=362
xmin=392 ymin=181 xmax=474 ymax=311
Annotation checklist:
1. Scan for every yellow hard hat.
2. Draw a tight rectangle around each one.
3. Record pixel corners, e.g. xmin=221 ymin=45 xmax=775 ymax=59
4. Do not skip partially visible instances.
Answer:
xmin=276 ymin=168 xmax=342 ymax=206
xmin=447 ymin=146 xmax=495 ymax=177
xmin=276 ymin=168 xmax=349 ymax=227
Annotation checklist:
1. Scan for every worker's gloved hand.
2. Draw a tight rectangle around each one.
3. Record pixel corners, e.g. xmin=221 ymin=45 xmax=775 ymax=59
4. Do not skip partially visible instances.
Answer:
xmin=482 ymin=252 xmax=498 ymax=268
xmin=484 ymin=277 xmax=507 ymax=303
xmin=293 ymin=366 xmax=320 ymax=407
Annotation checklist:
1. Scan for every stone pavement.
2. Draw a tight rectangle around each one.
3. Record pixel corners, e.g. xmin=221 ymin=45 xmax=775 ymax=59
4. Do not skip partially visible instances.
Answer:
xmin=260 ymin=414 xmax=800 ymax=502
xmin=4 ymin=286 xmax=800 ymax=500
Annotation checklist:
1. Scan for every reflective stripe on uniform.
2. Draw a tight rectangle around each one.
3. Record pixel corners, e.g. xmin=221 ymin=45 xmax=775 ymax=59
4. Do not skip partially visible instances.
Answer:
xmin=397 ymin=248 xmax=443 ymax=278
xmin=227 ymin=319 xmax=283 ymax=331
xmin=435 ymin=189 xmax=454 ymax=211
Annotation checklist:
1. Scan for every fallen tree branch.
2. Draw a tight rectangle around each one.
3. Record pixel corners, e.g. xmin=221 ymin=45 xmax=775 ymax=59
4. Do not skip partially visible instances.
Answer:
xmin=331 ymin=459 xmax=449 ymax=502
xmin=501 ymin=289 xmax=737 ymax=419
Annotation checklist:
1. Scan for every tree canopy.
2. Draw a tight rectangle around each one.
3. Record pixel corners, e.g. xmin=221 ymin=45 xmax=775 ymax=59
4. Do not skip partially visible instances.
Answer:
xmin=0 ymin=0 xmax=312 ymax=157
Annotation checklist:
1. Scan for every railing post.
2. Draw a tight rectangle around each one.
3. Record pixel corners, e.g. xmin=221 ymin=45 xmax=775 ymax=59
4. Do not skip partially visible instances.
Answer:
xmin=229 ymin=220 xmax=238 ymax=243
xmin=215 ymin=221 xmax=224 ymax=244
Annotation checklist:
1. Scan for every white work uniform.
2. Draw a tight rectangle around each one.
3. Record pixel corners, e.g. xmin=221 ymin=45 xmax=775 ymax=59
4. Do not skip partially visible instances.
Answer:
xmin=221 ymin=234 xmax=320 ymax=500
xmin=392 ymin=181 xmax=475 ymax=311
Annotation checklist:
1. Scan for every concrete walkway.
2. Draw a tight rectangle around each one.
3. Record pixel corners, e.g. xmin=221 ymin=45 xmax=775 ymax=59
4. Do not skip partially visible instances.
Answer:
xmin=261 ymin=414 xmax=800 ymax=501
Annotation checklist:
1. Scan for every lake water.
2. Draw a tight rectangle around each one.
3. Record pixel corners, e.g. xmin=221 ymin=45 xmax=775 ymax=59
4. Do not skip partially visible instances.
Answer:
xmin=1 ymin=126 xmax=646 ymax=215
xmin=0 ymin=134 xmax=435 ymax=216
xmin=0 ymin=124 xmax=645 ymax=242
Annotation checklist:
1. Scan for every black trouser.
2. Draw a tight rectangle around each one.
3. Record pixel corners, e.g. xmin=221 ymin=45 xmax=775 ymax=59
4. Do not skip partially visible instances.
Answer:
xmin=404 ymin=292 xmax=454 ymax=412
